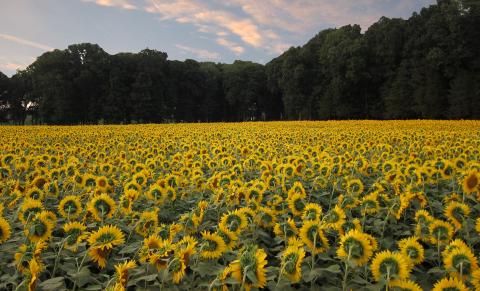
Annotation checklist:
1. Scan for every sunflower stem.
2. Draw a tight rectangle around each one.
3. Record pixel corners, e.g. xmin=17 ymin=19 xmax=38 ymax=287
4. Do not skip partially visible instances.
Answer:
xmin=51 ymin=235 xmax=69 ymax=278
xmin=342 ymin=247 xmax=352 ymax=291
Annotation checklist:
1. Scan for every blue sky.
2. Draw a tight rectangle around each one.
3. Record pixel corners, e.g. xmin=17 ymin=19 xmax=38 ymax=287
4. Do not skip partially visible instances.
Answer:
xmin=0 ymin=0 xmax=435 ymax=76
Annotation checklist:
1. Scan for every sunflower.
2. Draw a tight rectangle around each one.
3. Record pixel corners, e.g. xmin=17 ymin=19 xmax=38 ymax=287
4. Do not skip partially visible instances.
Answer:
xmin=146 ymin=184 xmax=164 ymax=203
xmin=339 ymin=218 xmax=362 ymax=236
xmin=472 ymin=269 xmax=480 ymax=290
xmin=136 ymin=210 xmax=158 ymax=237
xmin=323 ymin=205 xmax=346 ymax=230
xmin=388 ymin=279 xmax=423 ymax=291
xmin=255 ymin=206 xmax=277 ymax=228
xmin=139 ymin=235 xmax=174 ymax=270
xmin=346 ymin=178 xmax=364 ymax=196
xmin=371 ymin=251 xmax=410 ymax=282
xmin=302 ymin=203 xmax=322 ymax=221
xmin=14 ymin=240 xmax=48 ymax=274
xmin=96 ymin=176 xmax=109 ymax=191
xmin=200 ymin=231 xmax=227 ymax=259
xmin=288 ymin=193 xmax=306 ymax=217
xmin=230 ymin=245 xmax=268 ymax=290
xmin=161 ymin=186 xmax=177 ymax=202
xmin=432 ymin=277 xmax=468 ymax=291
xmin=429 ymin=220 xmax=454 ymax=245
xmin=398 ymin=237 xmax=424 ymax=266
xmin=83 ymin=174 xmax=97 ymax=188
xmin=281 ymin=245 xmax=305 ymax=283
xmin=43 ymin=181 xmax=59 ymax=197
xmin=25 ymin=187 xmax=45 ymax=201
xmin=24 ymin=211 xmax=55 ymax=242
xmin=360 ymin=192 xmax=380 ymax=215
xmin=476 ymin=218 xmax=480 ymax=234
xmin=87 ymin=193 xmax=116 ymax=221
xmin=58 ymin=195 xmax=82 ymax=219
xmin=337 ymin=230 xmax=373 ymax=266
xmin=273 ymin=218 xmax=298 ymax=240
xmin=170 ymin=249 xmax=187 ymax=284
xmin=87 ymin=225 xmax=125 ymax=268
xmin=444 ymin=201 xmax=470 ymax=230
xmin=462 ymin=170 xmax=479 ymax=194
xmin=443 ymin=246 xmax=478 ymax=279
xmin=0 ymin=216 xmax=12 ymax=243
xmin=217 ymin=229 xmax=237 ymax=250
xmin=19 ymin=199 xmax=44 ymax=224
xmin=299 ymin=220 xmax=329 ymax=254
xmin=63 ymin=221 xmax=89 ymax=252
xmin=175 ymin=235 xmax=197 ymax=264
xmin=113 ymin=260 xmax=136 ymax=290
xmin=28 ymin=256 xmax=42 ymax=291
xmin=219 ymin=209 xmax=248 ymax=235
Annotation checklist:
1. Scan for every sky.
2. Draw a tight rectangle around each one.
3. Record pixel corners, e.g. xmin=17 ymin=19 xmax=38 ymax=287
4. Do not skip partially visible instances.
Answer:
xmin=0 ymin=0 xmax=436 ymax=76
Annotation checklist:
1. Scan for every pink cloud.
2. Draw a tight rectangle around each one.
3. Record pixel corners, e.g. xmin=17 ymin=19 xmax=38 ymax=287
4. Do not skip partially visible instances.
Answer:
xmin=216 ymin=38 xmax=245 ymax=55
xmin=82 ymin=0 xmax=137 ymax=10
xmin=0 ymin=33 xmax=54 ymax=51
xmin=175 ymin=44 xmax=220 ymax=60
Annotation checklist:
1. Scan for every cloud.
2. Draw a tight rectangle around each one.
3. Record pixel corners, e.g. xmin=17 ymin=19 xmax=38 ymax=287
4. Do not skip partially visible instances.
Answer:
xmin=216 ymin=38 xmax=244 ymax=55
xmin=175 ymin=44 xmax=220 ymax=60
xmin=82 ymin=0 xmax=137 ymax=10
xmin=0 ymin=33 xmax=54 ymax=51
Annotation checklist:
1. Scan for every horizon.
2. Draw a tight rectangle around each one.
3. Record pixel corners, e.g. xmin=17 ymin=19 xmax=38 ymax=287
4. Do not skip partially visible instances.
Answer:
xmin=0 ymin=0 xmax=435 ymax=76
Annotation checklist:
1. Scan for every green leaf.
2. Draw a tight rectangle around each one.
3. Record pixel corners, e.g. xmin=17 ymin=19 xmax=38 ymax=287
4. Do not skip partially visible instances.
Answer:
xmin=38 ymin=277 xmax=66 ymax=290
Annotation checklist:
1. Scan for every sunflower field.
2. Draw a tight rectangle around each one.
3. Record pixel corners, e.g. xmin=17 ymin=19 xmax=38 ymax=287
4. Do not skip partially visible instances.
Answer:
xmin=1 ymin=121 xmax=480 ymax=291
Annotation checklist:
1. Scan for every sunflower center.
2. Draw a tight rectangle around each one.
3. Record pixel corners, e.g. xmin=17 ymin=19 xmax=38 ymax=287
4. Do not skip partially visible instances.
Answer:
xmin=205 ymin=239 xmax=218 ymax=252
xmin=66 ymin=228 xmax=81 ymax=245
xmin=85 ymin=178 xmax=96 ymax=187
xmin=284 ymin=253 xmax=298 ymax=274
xmin=432 ymin=226 xmax=449 ymax=241
xmin=294 ymin=198 xmax=305 ymax=212
xmin=466 ymin=175 xmax=478 ymax=189
xmin=406 ymin=246 xmax=419 ymax=260
xmin=379 ymin=258 xmax=400 ymax=279
xmin=451 ymin=207 xmax=465 ymax=222
xmin=97 ymin=232 xmax=116 ymax=244
xmin=64 ymin=201 xmax=78 ymax=214
xmin=452 ymin=254 xmax=472 ymax=274
xmin=325 ymin=211 xmax=339 ymax=223
xmin=226 ymin=215 xmax=241 ymax=232
xmin=33 ymin=221 xmax=47 ymax=236
xmin=94 ymin=199 xmax=111 ymax=216
xmin=342 ymin=221 xmax=356 ymax=233
xmin=344 ymin=237 xmax=364 ymax=259
xmin=305 ymin=209 xmax=318 ymax=220
xmin=24 ymin=207 xmax=42 ymax=222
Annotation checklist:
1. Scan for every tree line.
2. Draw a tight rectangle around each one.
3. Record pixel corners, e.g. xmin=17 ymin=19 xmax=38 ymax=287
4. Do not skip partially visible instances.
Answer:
xmin=0 ymin=0 xmax=479 ymax=124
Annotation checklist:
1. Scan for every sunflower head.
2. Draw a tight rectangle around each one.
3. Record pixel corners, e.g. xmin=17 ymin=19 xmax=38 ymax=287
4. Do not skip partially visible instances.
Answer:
xmin=443 ymin=246 xmax=478 ymax=279
xmin=58 ymin=195 xmax=82 ymax=219
xmin=370 ymin=251 xmax=410 ymax=283
xmin=87 ymin=193 xmax=116 ymax=221
xmin=432 ymin=277 xmax=469 ymax=291
xmin=429 ymin=220 xmax=454 ymax=245
xmin=281 ymin=245 xmax=305 ymax=283
xmin=462 ymin=171 xmax=479 ymax=194
xmin=337 ymin=230 xmax=373 ymax=266
xmin=231 ymin=244 xmax=268 ymax=289
xmin=87 ymin=225 xmax=125 ymax=268
xmin=302 ymin=203 xmax=322 ymax=221
xmin=24 ymin=211 xmax=54 ymax=243
xmin=200 ymin=231 xmax=226 ymax=259
xmin=444 ymin=201 xmax=470 ymax=230
xmin=63 ymin=221 xmax=88 ymax=252
xmin=398 ymin=237 xmax=424 ymax=266
xmin=299 ymin=220 xmax=329 ymax=254
xmin=219 ymin=210 xmax=247 ymax=234
xmin=0 ymin=216 xmax=12 ymax=243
